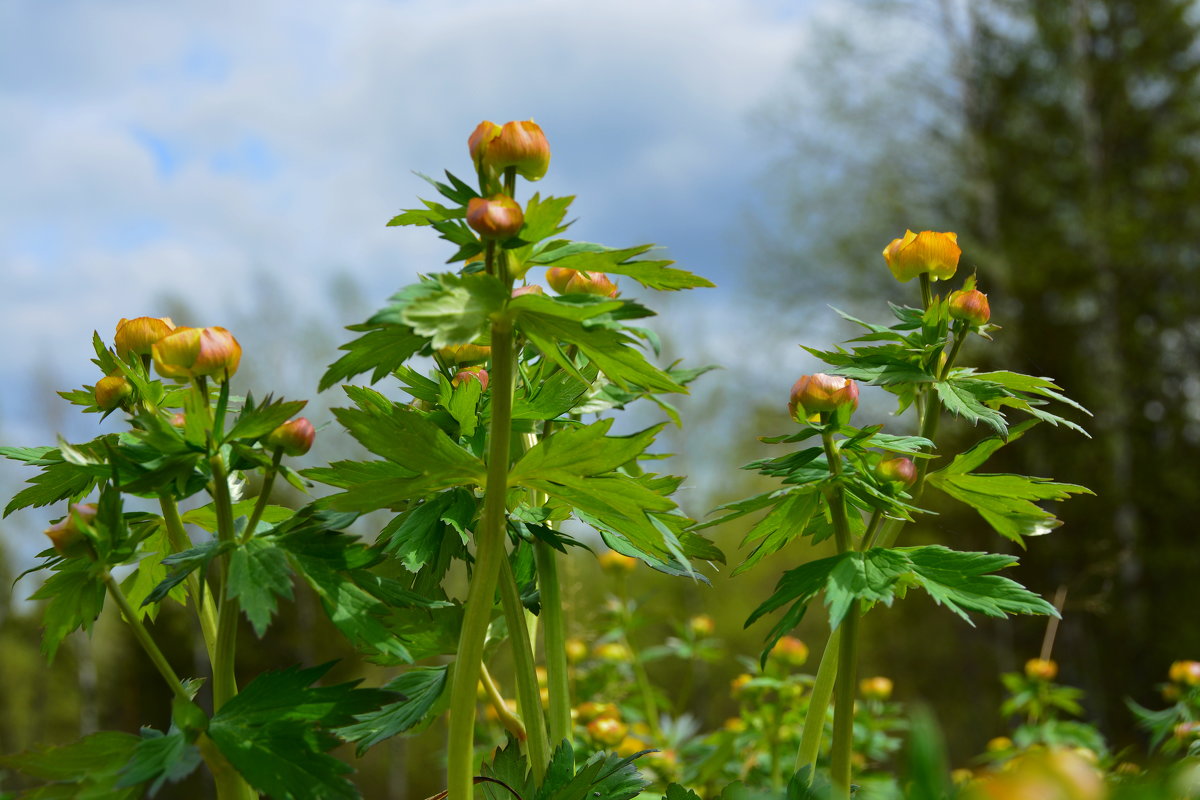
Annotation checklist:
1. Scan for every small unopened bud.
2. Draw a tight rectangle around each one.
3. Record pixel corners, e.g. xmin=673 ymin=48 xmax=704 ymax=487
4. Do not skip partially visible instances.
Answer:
xmin=771 ymin=636 xmax=809 ymax=668
xmin=593 ymin=641 xmax=631 ymax=663
xmin=565 ymin=638 xmax=588 ymax=664
xmin=152 ymin=326 xmax=242 ymax=382
xmin=94 ymin=375 xmax=133 ymax=411
xmin=949 ymin=288 xmax=991 ymax=326
xmin=730 ymin=673 xmax=754 ymax=698
xmin=788 ymin=373 xmax=859 ymax=419
xmin=859 ymin=676 xmax=894 ymax=700
xmin=1025 ymin=658 xmax=1058 ymax=681
xmin=466 ymin=194 xmax=524 ymax=240
xmin=436 ymin=343 xmax=491 ymax=365
xmin=452 ymin=366 xmax=489 ymax=392
xmin=471 ymin=119 xmax=551 ymax=181
xmin=546 ymin=267 xmax=618 ymax=297
xmin=266 ymin=417 xmax=315 ymax=457
xmin=169 ymin=412 xmax=186 ymax=427
xmin=587 ymin=716 xmax=628 ymax=748
xmin=1174 ymin=722 xmax=1200 ymax=741
xmin=468 ymin=121 xmax=502 ymax=165
xmin=877 ymin=457 xmax=918 ymax=486
xmin=1169 ymin=660 xmax=1200 ymax=686
xmin=114 ymin=316 xmax=175 ymax=359
xmin=881 ymin=230 xmax=961 ymax=283
xmin=687 ymin=614 xmax=715 ymax=637
xmin=512 ymin=284 xmax=545 ymax=298
xmin=724 ymin=717 xmax=747 ymax=733
xmin=598 ymin=550 xmax=637 ymax=572
xmin=44 ymin=503 xmax=98 ymax=557
xmin=575 ymin=701 xmax=619 ymax=723
xmin=986 ymin=736 xmax=1013 ymax=752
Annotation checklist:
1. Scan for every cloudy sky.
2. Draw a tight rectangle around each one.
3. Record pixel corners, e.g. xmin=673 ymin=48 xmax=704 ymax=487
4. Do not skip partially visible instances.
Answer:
xmin=1 ymin=0 xmax=940 ymax=564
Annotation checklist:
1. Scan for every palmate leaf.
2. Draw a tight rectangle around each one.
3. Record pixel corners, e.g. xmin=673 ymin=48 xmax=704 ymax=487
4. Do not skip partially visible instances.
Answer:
xmin=336 ymin=665 xmax=450 ymax=754
xmin=378 ymin=488 xmax=475 ymax=572
xmin=116 ymin=727 xmax=202 ymax=795
xmin=0 ymin=731 xmax=142 ymax=799
xmin=318 ymin=325 xmax=426 ymax=391
xmin=223 ymin=394 xmax=308 ymax=443
xmin=4 ymin=458 xmax=105 ymax=517
xmin=227 ymin=538 xmax=295 ymax=637
xmin=935 ymin=377 xmax=1010 ymax=434
xmin=529 ymin=241 xmax=714 ymax=291
xmin=509 ymin=419 xmax=663 ymax=486
xmin=929 ymin=471 xmax=1092 ymax=544
xmin=732 ymin=490 xmax=822 ymax=577
xmin=899 ymin=546 xmax=1058 ymax=621
xmin=802 ymin=343 xmax=935 ymax=386
xmin=29 ymin=559 xmax=107 ymax=662
xmin=392 ymin=272 xmax=507 ymax=349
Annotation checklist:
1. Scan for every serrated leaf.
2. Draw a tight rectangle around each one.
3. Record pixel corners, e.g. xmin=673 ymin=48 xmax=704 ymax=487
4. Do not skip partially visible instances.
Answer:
xmin=29 ymin=560 xmax=107 ymax=662
xmin=319 ymin=325 xmax=426 ymax=391
xmin=336 ymin=665 xmax=449 ymax=753
xmin=228 ymin=539 xmax=294 ymax=637
xmin=116 ymin=727 xmax=202 ymax=794
xmin=509 ymin=419 xmax=663 ymax=486
xmin=529 ymin=241 xmax=713 ymax=291
xmin=0 ymin=731 xmax=141 ymax=797
xmin=899 ymin=545 xmax=1058 ymax=621
xmin=733 ymin=490 xmax=821 ymax=576
xmin=4 ymin=460 xmax=103 ymax=517
xmin=928 ymin=470 xmax=1091 ymax=544
xmin=142 ymin=540 xmax=231 ymax=608
xmin=395 ymin=273 xmax=506 ymax=349
xmin=379 ymin=488 xmax=476 ymax=572
xmin=224 ymin=395 xmax=308 ymax=443
xmin=935 ymin=377 xmax=1009 ymax=434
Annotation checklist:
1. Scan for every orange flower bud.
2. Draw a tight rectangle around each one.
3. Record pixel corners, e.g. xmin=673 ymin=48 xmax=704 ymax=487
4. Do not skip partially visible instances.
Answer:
xmin=169 ymin=412 xmax=186 ymax=427
xmin=44 ymin=503 xmax=98 ymax=556
xmin=771 ymin=636 xmax=809 ymax=668
xmin=575 ymin=701 xmax=619 ymax=723
xmin=1174 ymin=721 xmax=1200 ymax=740
xmin=986 ymin=736 xmax=1013 ymax=752
xmin=1025 ymin=658 xmax=1058 ymax=681
xmin=94 ymin=375 xmax=133 ymax=411
xmin=474 ymin=120 xmax=550 ymax=181
xmin=152 ymin=326 xmax=241 ymax=382
xmin=1169 ymin=660 xmax=1200 ymax=686
xmin=266 ymin=417 xmax=315 ymax=457
xmin=788 ymin=373 xmax=859 ymax=419
xmin=730 ymin=673 xmax=754 ymax=698
xmin=859 ymin=676 xmax=894 ymax=700
xmin=546 ymin=267 xmax=618 ymax=297
xmin=565 ymin=638 xmax=588 ymax=664
xmin=466 ymin=194 xmax=524 ymax=240
xmin=545 ymin=267 xmax=574 ymax=294
xmin=687 ymin=614 xmax=715 ymax=637
xmin=877 ymin=457 xmax=918 ymax=486
xmin=724 ymin=717 xmax=747 ymax=733
xmin=587 ymin=716 xmax=628 ymax=748
xmin=882 ymin=230 xmax=961 ymax=283
xmin=436 ymin=343 xmax=491 ymax=365
xmin=512 ymin=284 xmax=545 ymax=298
xmin=114 ymin=316 xmax=175 ymax=359
xmin=452 ymin=366 xmax=489 ymax=392
xmin=949 ymin=288 xmax=991 ymax=326
xmin=598 ymin=550 xmax=638 ymax=572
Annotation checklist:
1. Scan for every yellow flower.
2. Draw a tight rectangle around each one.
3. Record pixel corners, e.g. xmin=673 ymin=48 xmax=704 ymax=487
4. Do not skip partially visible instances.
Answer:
xmin=114 ymin=316 xmax=175 ymax=359
xmin=152 ymin=326 xmax=242 ymax=382
xmin=882 ymin=230 xmax=961 ymax=283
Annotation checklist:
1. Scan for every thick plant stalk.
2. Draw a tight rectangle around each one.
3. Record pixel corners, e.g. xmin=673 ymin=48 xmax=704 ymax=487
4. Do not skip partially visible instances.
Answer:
xmin=533 ymin=540 xmax=572 ymax=747
xmin=795 ymin=635 xmax=839 ymax=775
xmin=159 ymin=495 xmax=218 ymax=662
xmin=497 ymin=556 xmax=551 ymax=779
xmin=829 ymin=601 xmax=861 ymax=798
xmin=209 ymin=455 xmax=241 ymax=713
xmin=446 ymin=315 xmax=515 ymax=800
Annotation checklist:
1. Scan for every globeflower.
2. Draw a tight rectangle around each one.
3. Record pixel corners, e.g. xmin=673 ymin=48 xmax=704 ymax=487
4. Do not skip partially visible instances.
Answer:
xmin=436 ymin=343 xmax=491 ymax=365
xmin=452 ymin=366 xmax=489 ymax=392
xmin=43 ymin=503 xmax=98 ymax=557
xmin=788 ymin=373 xmax=859 ymax=419
xmin=877 ymin=457 xmax=918 ymax=487
xmin=882 ymin=230 xmax=961 ymax=283
xmin=114 ymin=316 xmax=175 ymax=359
xmin=949 ymin=288 xmax=991 ymax=326
xmin=152 ymin=327 xmax=242 ymax=382
xmin=94 ymin=375 xmax=133 ymax=411
xmin=546 ymin=267 xmax=619 ymax=297
xmin=470 ymin=119 xmax=551 ymax=181
xmin=266 ymin=418 xmax=316 ymax=457
xmin=1025 ymin=658 xmax=1059 ymax=681
xmin=466 ymin=194 xmax=524 ymax=240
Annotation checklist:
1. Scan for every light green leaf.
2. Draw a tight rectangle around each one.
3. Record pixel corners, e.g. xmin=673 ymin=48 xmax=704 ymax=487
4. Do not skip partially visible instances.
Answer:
xmin=29 ymin=560 xmax=107 ymax=662
xmin=396 ymin=273 xmax=507 ymax=349
xmin=529 ymin=241 xmax=714 ymax=291
xmin=899 ymin=545 xmax=1058 ymax=621
xmin=228 ymin=539 xmax=295 ymax=637
xmin=509 ymin=419 xmax=663 ymax=486
xmin=936 ymin=377 xmax=1009 ymax=435
xmin=318 ymin=325 xmax=426 ymax=391
xmin=928 ymin=470 xmax=1092 ymax=544
xmin=732 ymin=491 xmax=821 ymax=576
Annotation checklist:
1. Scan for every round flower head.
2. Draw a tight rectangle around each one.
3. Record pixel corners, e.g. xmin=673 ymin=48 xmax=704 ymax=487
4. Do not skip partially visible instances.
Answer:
xmin=94 ymin=375 xmax=133 ymax=411
xmin=949 ymin=288 xmax=991 ymax=326
xmin=266 ymin=417 xmax=316 ymax=457
xmin=882 ymin=230 xmax=961 ymax=283
xmin=470 ymin=119 xmax=551 ymax=181
xmin=114 ymin=316 xmax=175 ymax=359
xmin=152 ymin=326 xmax=242 ymax=382
xmin=436 ymin=343 xmax=491 ymax=365
xmin=788 ymin=373 xmax=859 ymax=419
xmin=466 ymin=194 xmax=524 ymax=240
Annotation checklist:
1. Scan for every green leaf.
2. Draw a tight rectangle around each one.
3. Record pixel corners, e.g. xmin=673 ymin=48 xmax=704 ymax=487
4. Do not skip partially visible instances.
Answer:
xmin=208 ymin=664 xmax=394 ymax=800
xmin=935 ymin=377 xmax=1009 ymax=435
xmin=379 ymin=489 xmax=476 ymax=572
xmin=509 ymin=419 xmax=663 ymax=486
xmin=116 ymin=728 xmax=202 ymax=794
xmin=511 ymin=369 xmax=592 ymax=421
xmin=120 ymin=525 xmax=187 ymax=621
xmin=4 ymin=460 xmax=103 ymax=517
xmin=0 ymin=732 xmax=141 ymax=799
xmin=29 ymin=560 xmax=107 ymax=662
xmin=515 ymin=193 xmax=574 ymax=248
xmin=928 ymin=469 xmax=1092 ymax=544
xmin=823 ymin=548 xmax=911 ymax=628
xmin=142 ymin=540 xmax=232 ymax=608
xmin=395 ymin=272 xmax=506 ymax=349
xmin=900 ymin=545 xmax=1058 ymax=621
xmin=481 ymin=736 xmax=536 ymax=800
xmin=224 ymin=394 xmax=308 ymax=443
xmin=803 ymin=343 xmax=935 ymax=385
xmin=335 ymin=665 xmax=450 ymax=754
xmin=227 ymin=539 xmax=294 ymax=637
xmin=529 ymin=241 xmax=714 ymax=291
xmin=443 ymin=373 xmax=483 ymax=438
xmin=180 ymin=499 xmax=292 ymax=533
xmin=319 ymin=325 xmax=426 ymax=391
xmin=733 ymin=490 xmax=821 ymax=576
xmin=0 ymin=445 xmax=59 ymax=465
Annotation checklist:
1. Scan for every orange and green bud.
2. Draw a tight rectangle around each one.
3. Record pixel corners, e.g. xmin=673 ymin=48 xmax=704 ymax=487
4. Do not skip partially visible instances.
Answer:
xmin=771 ymin=636 xmax=809 ymax=668
xmin=266 ymin=417 xmax=315 ymax=457
xmin=788 ymin=373 xmax=859 ymax=419
xmin=575 ymin=701 xmax=619 ymax=723
xmin=882 ymin=230 xmax=961 ymax=283
xmin=470 ymin=119 xmax=551 ymax=181
xmin=1174 ymin=721 xmax=1200 ymax=740
xmin=152 ymin=326 xmax=241 ymax=381
xmin=94 ymin=375 xmax=133 ymax=411
xmin=546 ymin=267 xmax=619 ymax=297
xmin=1169 ymin=660 xmax=1200 ymax=685
xmin=986 ymin=736 xmax=1013 ymax=753
xmin=169 ymin=412 xmax=186 ymax=427
xmin=860 ymin=676 xmax=894 ymax=701
xmin=730 ymin=673 xmax=754 ymax=698
xmin=949 ymin=288 xmax=991 ymax=326
xmin=724 ymin=717 xmax=748 ymax=733
xmin=452 ymin=366 xmax=489 ymax=392
xmin=436 ymin=343 xmax=491 ymax=365
xmin=877 ymin=457 xmax=918 ymax=486
xmin=1025 ymin=658 xmax=1059 ymax=681
xmin=565 ymin=638 xmax=588 ymax=664
xmin=466 ymin=194 xmax=524 ymax=240
xmin=687 ymin=614 xmax=715 ymax=637
xmin=598 ymin=550 xmax=638 ymax=572
xmin=587 ymin=716 xmax=628 ymax=748
xmin=512 ymin=284 xmax=545 ymax=298
xmin=593 ymin=641 xmax=631 ymax=663
xmin=44 ymin=503 xmax=98 ymax=557
xmin=114 ymin=316 xmax=175 ymax=359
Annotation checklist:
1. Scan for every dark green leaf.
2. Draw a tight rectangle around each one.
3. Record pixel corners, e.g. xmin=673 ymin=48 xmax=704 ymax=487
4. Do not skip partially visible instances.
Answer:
xmin=900 ymin=545 xmax=1058 ymax=621
xmin=227 ymin=539 xmax=294 ymax=637
xmin=733 ymin=491 xmax=821 ymax=576
xmin=142 ymin=540 xmax=232 ymax=608
xmin=336 ymin=665 xmax=449 ymax=753
xmin=4 ymin=460 xmax=102 ymax=517
xmin=319 ymin=325 xmax=426 ymax=391
xmin=379 ymin=489 xmax=476 ymax=572
xmin=0 ymin=731 xmax=141 ymax=798
xmin=116 ymin=728 xmax=202 ymax=794
xmin=224 ymin=395 xmax=308 ymax=443
xmin=935 ymin=377 xmax=1009 ymax=435
xmin=29 ymin=560 xmax=107 ymax=662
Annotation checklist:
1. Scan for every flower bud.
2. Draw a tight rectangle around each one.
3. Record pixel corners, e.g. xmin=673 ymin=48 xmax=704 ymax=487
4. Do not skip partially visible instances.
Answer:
xmin=882 ymin=230 xmax=961 ymax=283
xmin=452 ymin=366 xmax=489 ymax=392
xmin=877 ymin=457 xmax=918 ymax=486
xmin=565 ymin=270 xmax=618 ymax=297
xmin=436 ymin=343 xmax=491 ymax=365
xmin=565 ymin=638 xmax=588 ymax=664
xmin=859 ymin=676 xmax=894 ymax=701
xmin=575 ymin=701 xmax=619 ymax=723
xmin=986 ymin=736 xmax=1013 ymax=752
xmin=152 ymin=326 xmax=242 ymax=381
xmin=686 ymin=614 xmax=715 ymax=637
xmin=598 ymin=550 xmax=638 ymax=572
xmin=169 ymin=412 xmax=186 ymax=427
xmin=1174 ymin=721 xmax=1200 ymax=741
xmin=593 ymin=641 xmax=631 ymax=663
xmin=730 ymin=673 xmax=754 ymax=698
xmin=724 ymin=717 xmax=747 ymax=733
xmin=1025 ymin=658 xmax=1058 ymax=681
xmin=94 ymin=375 xmax=133 ymax=411
xmin=266 ymin=417 xmax=315 ymax=457
xmin=44 ymin=503 xmax=98 ymax=557
xmin=466 ymin=194 xmax=524 ymax=240
xmin=512 ymin=284 xmax=545 ymax=298
xmin=471 ymin=119 xmax=550 ymax=181
xmin=1169 ymin=660 xmax=1200 ymax=686
xmin=788 ymin=374 xmax=859 ymax=419
xmin=545 ymin=267 xmax=574 ymax=294
xmin=114 ymin=316 xmax=175 ymax=359
xmin=771 ymin=636 xmax=809 ymax=668
xmin=587 ymin=716 xmax=628 ymax=748
xmin=949 ymin=289 xmax=991 ymax=326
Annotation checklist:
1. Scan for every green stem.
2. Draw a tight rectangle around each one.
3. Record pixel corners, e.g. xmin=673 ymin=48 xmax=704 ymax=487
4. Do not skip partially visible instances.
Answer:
xmin=860 ymin=509 xmax=885 ymax=552
xmin=241 ymin=448 xmax=283 ymax=544
xmin=617 ymin=580 xmax=661 ymax=738
xmin=102 ymin=570 xmax=190 ymax=703
xmin=820 ymin=427 xmax=852 ymax=554
xmin=941 ymin=325 xmax=968 ymax=381
xmin=795 ymin=634 xmax=839 ymax=775
xmin=447 ymin=314 xmax=515 ymax=800
xmin=497 ymin=555 xmax=550 ymax=780
xmin=158 ymin=495 xmax=218 ymax=663
xmin=830 ymin=602 xmax=861 ymax=799
xmin=197 ymin=735 xmax=257 ymax=800
xmin=480 ymin=662 xmax=527 ymax=742
xmin=209 ymin=454 xmax=240 ymax=712
xmin=919 ymin=273 xmax=933 ymax=310
xmin=534 ymin=541 xmax=572 ymax=749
